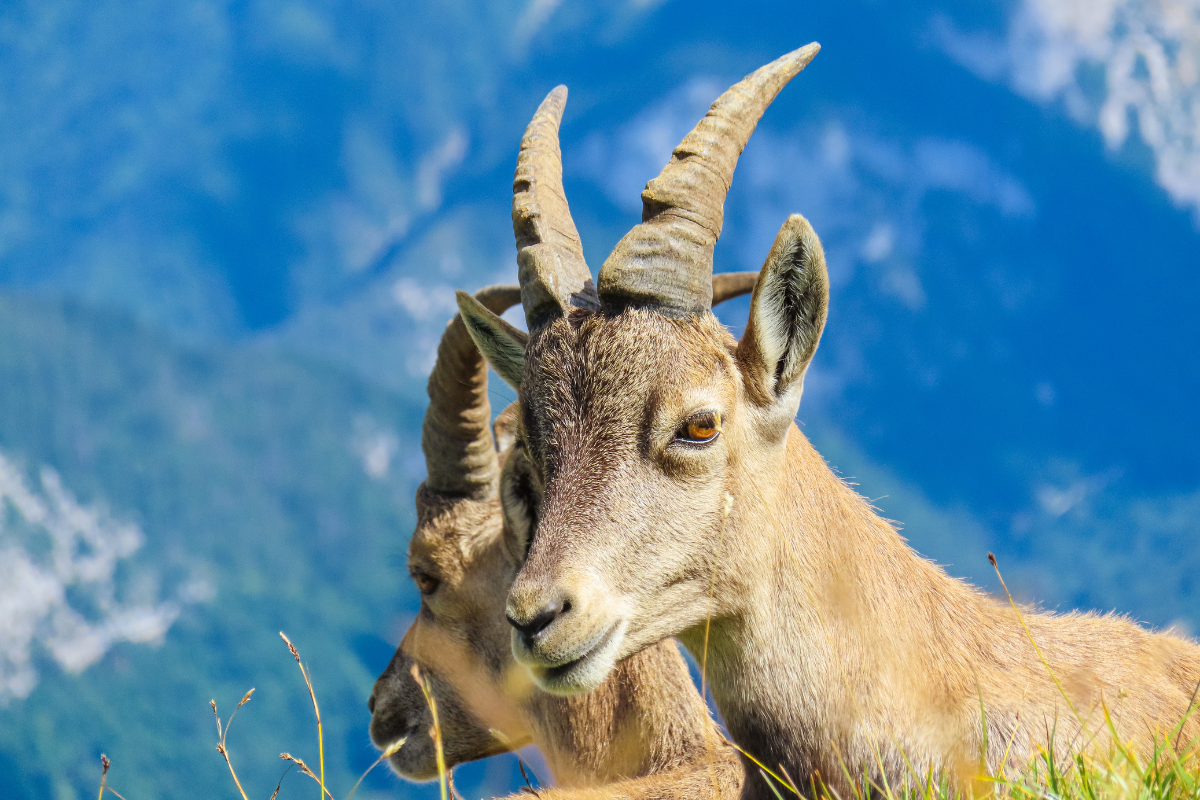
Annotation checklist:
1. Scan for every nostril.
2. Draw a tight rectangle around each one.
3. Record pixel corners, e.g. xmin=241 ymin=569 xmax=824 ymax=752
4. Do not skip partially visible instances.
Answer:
xmin=507 ymin=596 xmax=571 ymax=641
xmin=526 ymin=605 xmax=559 ymax=636
xmin=367 ymin=694 xmax=376 ymax=714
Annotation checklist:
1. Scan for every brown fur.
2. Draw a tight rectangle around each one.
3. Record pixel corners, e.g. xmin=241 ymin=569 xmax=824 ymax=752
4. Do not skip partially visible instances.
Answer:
xmin=492 ymin=305 xmax=1200 ymax=799
xmin=369 ymin=404 xmax=744 ymax=798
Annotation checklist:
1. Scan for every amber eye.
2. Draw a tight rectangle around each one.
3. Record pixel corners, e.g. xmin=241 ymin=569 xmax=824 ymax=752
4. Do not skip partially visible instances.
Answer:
xmin=678 ymin=412 xmax=722 ymax=444
xmin=412 ymin=571 xmax=440 ymax=595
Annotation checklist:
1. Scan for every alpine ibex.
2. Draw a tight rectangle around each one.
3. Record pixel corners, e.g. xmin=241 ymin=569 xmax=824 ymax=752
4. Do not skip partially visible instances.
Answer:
xmin=369 ymin=271 xmax=758 ymax=794
xmin=456 ymin=44 xmax=1200 ymax=798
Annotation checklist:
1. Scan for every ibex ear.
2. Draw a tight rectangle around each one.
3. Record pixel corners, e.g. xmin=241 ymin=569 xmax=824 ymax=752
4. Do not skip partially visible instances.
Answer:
xmin=456 ymin=290 xmax=530 ymax=390
xmin=736 ymin=214 xmax=829 ymax=415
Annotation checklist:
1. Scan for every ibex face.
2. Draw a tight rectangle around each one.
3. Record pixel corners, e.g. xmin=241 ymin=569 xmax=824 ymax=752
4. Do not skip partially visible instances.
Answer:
xmin=486 ymin=220 xmax=827 ymax=694
xmin=500 ymin=312 xmax=740 ymax=692
xmin=368 ymin=287 xmax=533 ymax=779
xmin=370 ymin=278 xmax=760 ymax=771
xmin=457 ymin=45 xmax=825 ymax=693
xmin=369 ymin=483 xmax=531 ymax=778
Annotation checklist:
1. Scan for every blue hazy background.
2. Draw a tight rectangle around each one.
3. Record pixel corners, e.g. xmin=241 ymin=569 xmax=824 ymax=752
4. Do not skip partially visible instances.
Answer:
xmin=1 ymin=1 xmax=1198 ymax=798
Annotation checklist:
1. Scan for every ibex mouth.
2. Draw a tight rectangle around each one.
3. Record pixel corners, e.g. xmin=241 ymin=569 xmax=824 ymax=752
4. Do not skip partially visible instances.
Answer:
xmin=369 ymin=711 xmax=417 ymax=750
xmin=525 ymin=619 xmax=626 ymax=695
xmin=375 ymin=724 xmax=428 ymax=779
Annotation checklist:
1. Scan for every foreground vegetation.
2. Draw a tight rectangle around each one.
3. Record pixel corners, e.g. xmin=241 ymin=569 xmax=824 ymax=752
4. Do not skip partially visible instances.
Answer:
xmin=84 ymin=628 xmax=1198 ymax=800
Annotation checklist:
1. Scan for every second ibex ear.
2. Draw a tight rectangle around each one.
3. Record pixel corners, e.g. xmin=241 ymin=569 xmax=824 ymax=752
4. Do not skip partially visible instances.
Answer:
xmin=456 ymin=290 xmax=530 ymax=390
xmin=736 ymin=214 xmax=829 ymax=415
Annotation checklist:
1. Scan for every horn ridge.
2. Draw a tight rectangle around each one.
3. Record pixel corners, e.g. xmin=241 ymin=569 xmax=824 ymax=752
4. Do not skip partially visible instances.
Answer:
xmin=422 ymin=285 xmax=523 ymax=499
xmin=711 ymin=270 xmax=760 ymax=304
xmin=513 ymin=86 xmax=582 ymax=258
xmin=513 ymin=85 xmax=599 ymax=328
xmin=598 ymin=43 xmax=820 ymax=316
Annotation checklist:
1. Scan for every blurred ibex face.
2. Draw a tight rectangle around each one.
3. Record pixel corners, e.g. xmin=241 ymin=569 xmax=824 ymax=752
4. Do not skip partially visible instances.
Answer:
xmin=501 ymin=309 xmax=765 ymax=694
xmin=368 ymin=481 xmax=534 ymax=780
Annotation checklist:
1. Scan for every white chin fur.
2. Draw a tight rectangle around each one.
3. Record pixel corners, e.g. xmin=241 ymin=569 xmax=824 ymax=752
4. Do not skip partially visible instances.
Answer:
xmin=526 ymin=619 xmax=627 ymax=696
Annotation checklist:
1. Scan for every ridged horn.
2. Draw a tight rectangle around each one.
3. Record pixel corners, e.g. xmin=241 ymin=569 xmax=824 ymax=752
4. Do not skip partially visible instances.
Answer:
xmin=513 ymin=85 xmax=598 ymax=328
xmin=422 ymin=285 xmax=523 ymax=499
xmin=711 ymin=270 xmax=760 ymax=304
xmin=597 ymin=43 xmax=820 ymax=316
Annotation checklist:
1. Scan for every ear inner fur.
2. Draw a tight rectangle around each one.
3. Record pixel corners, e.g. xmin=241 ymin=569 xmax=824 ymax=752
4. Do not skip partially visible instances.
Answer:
xmin=738 ymin=214 xmax=829 ymax=407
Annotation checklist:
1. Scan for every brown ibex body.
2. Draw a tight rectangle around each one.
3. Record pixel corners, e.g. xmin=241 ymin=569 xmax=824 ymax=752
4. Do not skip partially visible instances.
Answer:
xmin=457 ymin=45 xmax=1200 ymax=799
xmin=369 ymin=273 xmax=758 ymax=792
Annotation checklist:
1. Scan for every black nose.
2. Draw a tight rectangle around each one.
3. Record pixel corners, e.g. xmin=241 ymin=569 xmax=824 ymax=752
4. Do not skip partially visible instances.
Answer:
xmin=367 ymin=693 xmax=376 ymax=714
xmin=507 ymin=597 xmax=571 ymax=644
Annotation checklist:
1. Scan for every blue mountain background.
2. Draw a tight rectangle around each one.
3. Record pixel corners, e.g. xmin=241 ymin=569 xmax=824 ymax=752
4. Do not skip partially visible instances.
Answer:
xmin=1 ymin=1 xmax=1197 ymax=798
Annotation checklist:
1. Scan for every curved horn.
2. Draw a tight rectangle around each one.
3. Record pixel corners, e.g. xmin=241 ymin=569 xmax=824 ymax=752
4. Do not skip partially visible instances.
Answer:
xmin=711 ymin=270 xmax=760 ymax=305
xmin=422 ymin=285 xmax=523 ymax=499
xmin=513 ymin=86 xmax=598 ymax=329
xmin=598 ymin=43 xmax=820 ymax=316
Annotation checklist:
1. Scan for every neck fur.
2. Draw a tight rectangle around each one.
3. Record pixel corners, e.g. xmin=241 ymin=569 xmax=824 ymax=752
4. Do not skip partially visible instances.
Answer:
xmin=678 ymin=425 xmax=1135 ymax=798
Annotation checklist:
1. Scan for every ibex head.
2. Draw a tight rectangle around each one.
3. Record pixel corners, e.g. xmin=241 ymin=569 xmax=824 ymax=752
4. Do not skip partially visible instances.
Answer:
xmin=369 ymin=269 xmax=760 ymax=773
xmin=458 ymin=45 xmax=826 ymax=694
xmin=368 ymin=286 xmax=533 ymax=779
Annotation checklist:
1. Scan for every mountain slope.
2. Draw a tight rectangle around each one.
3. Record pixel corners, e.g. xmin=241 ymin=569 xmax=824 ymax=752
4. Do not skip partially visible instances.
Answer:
xmin=0 ymin=291 xmax=423 ymax=799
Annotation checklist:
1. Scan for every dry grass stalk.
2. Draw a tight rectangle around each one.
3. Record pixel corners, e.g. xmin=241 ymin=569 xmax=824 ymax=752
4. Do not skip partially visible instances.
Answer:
xmin=270 ymin=764 xmax=293 ymax=800
xmin=280 ymin=631 xmax=326 ymax=800
xmin=211 ymin=632 xmax=418 ymax=800
xmin=210 ymin=688 xmax=255 ymax=800
xmin=95 ymin=753 xmax=129 ymax=800
xmin=344 ymin=736 xmax=407 ymax=800
xmin=988 ymin=553 xmax=1090 ymax=738
xmin=410 ymin=662 xmax=450 ymax=800
xmin=97 ymin=753 xmax=109 ymax=800
xmin=279 ymin=752 xmax=336 ymax=800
